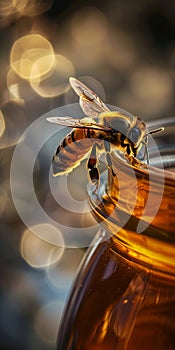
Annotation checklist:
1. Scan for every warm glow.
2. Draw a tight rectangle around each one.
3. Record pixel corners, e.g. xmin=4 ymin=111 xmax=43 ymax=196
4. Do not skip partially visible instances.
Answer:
xmin=115 ymin=66 xmax=174 ymax=115
xmin=16 ymin=0 xmax=54 ymax=16
xmin=0 ymin=0 xmax=13 ymax=16
xmin=71 ymin=7 xmax=108 ymax=46
xmin=0 ymin=100 xmax=27 ymax=149
xmin=8 ymin=83 xmax=20 ymax=99
xmin=0 ymin=189 xmax=7 ymax=217
xmin=0 ymin=110 xmax=6 ymax=138
xmin=130 ymin=67 xmax=173 ymax=101
xmin=0 ymin=0 xmax=22 ymax=16
xmin=13 ymin=0 xmax=28 ymax=13
xmin=7 ymin=68 xmax=36 ymax=102
xmin=10 ymin=34 xmax=55 ymax=80
xmin=20 ymin=224 xmax=64 ymax=268
xmin=30 ymin=54 xmax=75 ymax=97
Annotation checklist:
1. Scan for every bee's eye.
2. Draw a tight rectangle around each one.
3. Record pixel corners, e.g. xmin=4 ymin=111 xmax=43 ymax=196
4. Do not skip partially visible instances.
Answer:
xmin=128 ymin=126 xmax=141 ymax=144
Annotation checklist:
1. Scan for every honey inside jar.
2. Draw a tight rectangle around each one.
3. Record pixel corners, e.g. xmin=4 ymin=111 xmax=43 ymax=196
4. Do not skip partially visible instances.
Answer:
xmin=57 ymin=117 xmax=175 ymax=350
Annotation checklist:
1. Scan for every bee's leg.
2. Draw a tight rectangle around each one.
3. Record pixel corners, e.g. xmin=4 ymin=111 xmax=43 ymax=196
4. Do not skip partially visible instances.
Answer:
xmin=104 ymin=141 xmax=115 ymax=177
xmin=138 ymin=136 xmax=149 ymax=164
xmin=143 ymin=136 xmax=149 ymax=164
xmin=145 ymin=145 xmax=149 ymax=164
xmin=87 ymin=144 xmax=99 ymax=184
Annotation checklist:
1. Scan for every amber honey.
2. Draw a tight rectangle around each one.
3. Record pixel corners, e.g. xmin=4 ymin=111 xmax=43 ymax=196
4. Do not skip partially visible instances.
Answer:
xmin=57 ymin=118 xmax=175 ymax=350
xmin=57 ymin=237 xmax=175 ymax=349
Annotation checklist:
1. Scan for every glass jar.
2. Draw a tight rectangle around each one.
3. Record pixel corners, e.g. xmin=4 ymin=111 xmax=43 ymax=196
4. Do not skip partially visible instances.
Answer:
xmin=57 ymin=117 xmax=175 ymax=350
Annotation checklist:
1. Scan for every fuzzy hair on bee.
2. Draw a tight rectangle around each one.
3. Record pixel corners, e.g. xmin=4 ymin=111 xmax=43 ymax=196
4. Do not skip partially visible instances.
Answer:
xmin=47 ymin=77 xmax=163 ymax=183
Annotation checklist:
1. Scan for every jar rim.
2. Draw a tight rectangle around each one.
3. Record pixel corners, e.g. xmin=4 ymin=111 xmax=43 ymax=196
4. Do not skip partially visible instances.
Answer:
xmin=88 ymin=117 xmax=175 ymax=273
xmin=111 ymin=116 xmax=175 ymax=184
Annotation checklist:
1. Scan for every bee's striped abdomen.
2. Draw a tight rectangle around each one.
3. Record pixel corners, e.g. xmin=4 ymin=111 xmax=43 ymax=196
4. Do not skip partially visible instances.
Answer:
xmin=52 ymin=128 xmax=97 ymax=176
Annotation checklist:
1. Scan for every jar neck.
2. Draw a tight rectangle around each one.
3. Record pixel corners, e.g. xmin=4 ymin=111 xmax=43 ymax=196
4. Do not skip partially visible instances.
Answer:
xmin=107 ymin=152 xmax=175 ymax=238
xmin=88 ymin=118 xmax=175 ymax=276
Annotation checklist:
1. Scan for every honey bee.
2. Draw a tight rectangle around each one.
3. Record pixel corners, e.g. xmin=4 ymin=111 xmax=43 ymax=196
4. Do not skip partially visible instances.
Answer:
xmin=47 ymin=77 xmax=163 ymax=183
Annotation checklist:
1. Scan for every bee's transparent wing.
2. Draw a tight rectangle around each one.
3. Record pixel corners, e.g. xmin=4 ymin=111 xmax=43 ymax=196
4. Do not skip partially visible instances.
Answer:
xmin=69 ymin=77 xmax=110 ymax=118
xmin=47 ymin=116 xmax=112 ymax=131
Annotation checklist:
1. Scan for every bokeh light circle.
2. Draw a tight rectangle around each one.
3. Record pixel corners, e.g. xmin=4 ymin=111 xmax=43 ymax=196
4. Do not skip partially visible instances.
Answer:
xmin=10 ymin=34 xmax=55 ymax=80
xmin=30 ymin=54 xmax=75 ymax=97
xmin=20 ymin=224 xmax=64 ymax=268
xmin=71 ymin=7 xmax=108 ymax=46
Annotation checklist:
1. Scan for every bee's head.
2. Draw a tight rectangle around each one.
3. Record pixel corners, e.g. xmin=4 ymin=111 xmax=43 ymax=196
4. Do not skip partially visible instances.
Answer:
xmin=128 ymin=118 xmax=146 ymax=147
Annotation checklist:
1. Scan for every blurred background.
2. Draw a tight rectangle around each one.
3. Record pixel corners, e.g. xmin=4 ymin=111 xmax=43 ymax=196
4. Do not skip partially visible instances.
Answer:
xmin=1 ymin=0 xmax=175 ymax=349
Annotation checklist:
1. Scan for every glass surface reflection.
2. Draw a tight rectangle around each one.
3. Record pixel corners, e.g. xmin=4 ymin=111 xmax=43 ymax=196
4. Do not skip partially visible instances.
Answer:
xmin=56 ymin=117 xmax=175 ymax=350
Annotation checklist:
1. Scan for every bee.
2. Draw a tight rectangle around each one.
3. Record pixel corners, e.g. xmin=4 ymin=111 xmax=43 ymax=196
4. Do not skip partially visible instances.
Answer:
xmin=47 ymin=77 xmax=163 ymax=183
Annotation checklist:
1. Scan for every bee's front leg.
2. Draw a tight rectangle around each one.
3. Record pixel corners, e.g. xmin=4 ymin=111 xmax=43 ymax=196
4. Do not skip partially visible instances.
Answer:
xmin=104 ymin=141 xmax=116 ymax=177
xmin=141 ymin=136 xmax=149 ymax=164
xmin=87 ymin=144 xmax=99 ymax=185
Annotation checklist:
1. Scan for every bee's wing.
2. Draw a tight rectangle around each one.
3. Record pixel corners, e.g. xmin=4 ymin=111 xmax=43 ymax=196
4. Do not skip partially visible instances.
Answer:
xmin=47 ymin=116 xmax=112 ymax=131
xmin=69 ymin=77 xmax=110 ymax=118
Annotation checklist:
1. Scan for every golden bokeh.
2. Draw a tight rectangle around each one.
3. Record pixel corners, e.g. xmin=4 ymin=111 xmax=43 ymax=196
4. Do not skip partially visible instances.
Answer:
xmin=129 ymin=66 xmax=174 ymax=115
xmin=1 ymin=2 xmax=175 ymax=349
xmin=10 ymin=34 xmax=55 ymax=80
xmin=0 ymin=0 xmax=13 ymax=16
xmin=0 ymin=110 xmax=6 ymax=138
xmin=12 ymin=0 xmax=28 ymax=13
xmin=0 ymin=100 xmax=27 ymax=149
xmin=20 ymin=225 xmax=64 ymax=268
xmin=0 ymin=180 xmax=15 ymax=219
xmin=0 ymin=0 xmax=23 ymax=16
xmin=113 ymin=65 xmax=174 ymax=117
xmin=130 ymin=66 xmax=173 ymax=102
xmin=16 ymin=0 xmax=54 ymax=17
xmin=0 ymin=188 xmax=7 ymax=217
xmin=0 ymin=0 xmax=53 ymax=18
xmin=71 ymin=7 xmax=108 ymax=46
xmin=30 ymin=54 xmax=75 ymax=97
xmin=8 ymin=82 xmax=20 ymax=100
xmin=105 ymin=30 xmax=138 ymax=71
xmin=7 ymin=68 xmax=36 ymax=102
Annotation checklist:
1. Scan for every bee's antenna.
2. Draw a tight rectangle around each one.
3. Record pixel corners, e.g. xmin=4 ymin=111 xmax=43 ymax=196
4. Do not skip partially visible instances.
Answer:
xmin=145 ymin=127 xmax=164 ymax=137
xmin=141 ymin=127 xmax=164 ymax=165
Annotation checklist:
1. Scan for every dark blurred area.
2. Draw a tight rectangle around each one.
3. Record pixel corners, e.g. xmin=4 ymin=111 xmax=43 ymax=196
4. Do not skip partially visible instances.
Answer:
xmin=1 ymin=0 xmax=175 ymax=349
